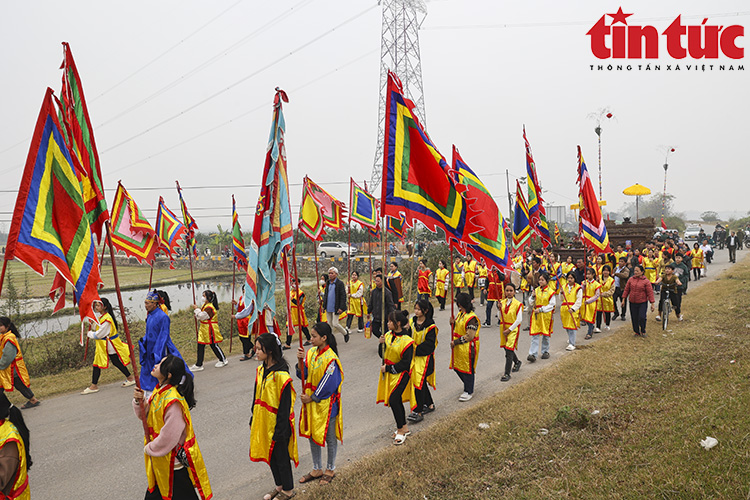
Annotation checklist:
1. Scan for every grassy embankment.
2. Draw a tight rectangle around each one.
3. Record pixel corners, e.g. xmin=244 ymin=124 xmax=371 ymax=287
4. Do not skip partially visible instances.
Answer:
xmin=301 ymin=261 xmax=750 ymax=499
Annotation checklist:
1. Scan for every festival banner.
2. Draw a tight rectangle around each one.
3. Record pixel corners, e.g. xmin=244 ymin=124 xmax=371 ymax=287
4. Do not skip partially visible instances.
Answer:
xmin=155 ymin=197 xmax=187 ymax=268
xmin=232 ymin=194 xmax=248 ymax=271
xmin=298 ymin=176 xmax=346 ymax=241
xmin=577 ymin=146 xmax=612 ymax=253
xmin=380 ymin=71 xmax=481 ymax=245
xmin=512 ymin=180 xmax=532 ymax=252
xmin=110 ymin=182 xmax=158 ymax=265
xmin=524 ymin=127 xmax=552 ymax=249
xmin=5 ymin=88 xmax=102 ymax=323
xmin=176 ymin=181 xmax=198 ymax=257
xmin=349 ymin=179 xmax=378 ymax=230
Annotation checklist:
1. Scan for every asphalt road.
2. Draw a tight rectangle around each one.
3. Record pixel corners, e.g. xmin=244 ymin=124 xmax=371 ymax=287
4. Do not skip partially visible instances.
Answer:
xmin=24 ymin=248 xmax=738 ymax=499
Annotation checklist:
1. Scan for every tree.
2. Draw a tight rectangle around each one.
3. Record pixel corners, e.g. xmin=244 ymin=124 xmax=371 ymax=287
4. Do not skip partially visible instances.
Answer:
xmin=618 ymin=193 xmax=685 ymax=223
xmin=701 ymin=211 xmax=719 ymax=222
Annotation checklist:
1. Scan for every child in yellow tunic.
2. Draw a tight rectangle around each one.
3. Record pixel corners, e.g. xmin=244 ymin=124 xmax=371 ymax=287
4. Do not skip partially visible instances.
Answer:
xmin=434 ymin=260 xmax=449 ymax=311
xmin=0 ymin=393 xmax=32 ymax=499
xmin=133 ymin=355 xmax=212 ymax=500
xmin=527 ymin=273 xmax=556 ymax=362
xmin=560 ymin=272 xmax=582 ymax=351
xmin=691 ymin=243 xmax=704 ymax=281
xmin=346 ymin=271 xmax=367 ymax=333
xmin=477 ymin=263 xmax=488 ymax=305
xmin=449 ymin=293 xmax=480 ymax=402
xmin=250 ymin=333 xmax=298 ymax=500
xmin=296 ymin=323 xmax=343 ymax=486
xmin=377 ymin=311 xmax=415 ymax=445
xmin=581 ymin=268 xmax=601 ymax=340
xmin=0 ymin=318 xmax=39 ymax=409
xmin=596 ymin=265 xmax=615 ymax=332
xmin=546 ymin=254 xmax=562 ymax=294
xmin=407 ymin=300 xmax=438 ymax=423
xmin=643 ymin=251 xmax=659 ymax=288
xmin=498 ymin=283 xmax=523 ymax=381
xmin=191 ymin=290 xmax=227 ymax=371
xmin=82 ymin=298 xmax=135 ymax=395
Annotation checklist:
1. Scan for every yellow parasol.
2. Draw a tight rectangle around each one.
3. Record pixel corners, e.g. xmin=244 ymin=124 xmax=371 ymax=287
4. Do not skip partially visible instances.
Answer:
xmin=622 ymin=183 xmax=651 ymax=220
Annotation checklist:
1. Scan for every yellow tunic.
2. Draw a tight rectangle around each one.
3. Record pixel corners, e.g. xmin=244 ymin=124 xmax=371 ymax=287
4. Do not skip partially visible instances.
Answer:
xmin=376 ymin=332 xmax=416 ymax=410
xmin=92 ymin=312 xmax=131 ymax=369
xmin=530 ymin=286 xmax=555 ymax=337
xmin=580 ymin=279 xmax=601 ymax=324
xmin=449 ymin=311 xmax=481 ymax=374
xmin=615 ymin=251 xmax=628 ymax=263
xmin=197 ymin=303 xmax=223 ymax=345
xmin=498 ymin=298 xmax=523 ymax=351
xmin=643 ymin=257 xmax=658 ymax=283
xmin=299 ymin=346 xmax=344 ymax=446
xmin=290 ymin=288 xmax=308 ymax=327
xmin=434 ymin=268 xmax=449 ymax=298
xmin=409 ymin=318 xmax=437 ymax=391
xmin=145 ymin=385 xmax=212 ymax=500
xmin=597 ymin=276 xmax=615 ymax=313
xmin=250 ymin=366 xmax=299 ymax=466
xmin=464 ymin=260 xmax=477 ymax=287
xmin=560 ymin=283 xmax=581 ymax=330
xmin=452 ymin=262 xmax=465 ymax=288
xmin=561 ymin=262 xmax=575 ymax=275
xmin=546 ymin=262 xmax=561 ymax=292
xmin=0 ymin=420 xmax=29 ymax=500
xmin=692 ymin=249 xmax=704 ymax=269
xmin=347 ymin=280 xmax=366 ymax=317
xmin=0 ymin=333 xmax=30 ymax=393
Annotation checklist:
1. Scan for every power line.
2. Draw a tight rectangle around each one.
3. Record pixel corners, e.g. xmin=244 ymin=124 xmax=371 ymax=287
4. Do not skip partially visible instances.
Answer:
xmin=99 ymin=4 xmax=379 ymax=155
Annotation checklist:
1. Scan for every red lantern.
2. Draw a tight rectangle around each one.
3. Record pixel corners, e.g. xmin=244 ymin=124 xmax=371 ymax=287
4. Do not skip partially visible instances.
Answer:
xmin=606 ymin=112 xmax=613 ymax=118
xmin=670 ymin=148 xmax=675 ymax=152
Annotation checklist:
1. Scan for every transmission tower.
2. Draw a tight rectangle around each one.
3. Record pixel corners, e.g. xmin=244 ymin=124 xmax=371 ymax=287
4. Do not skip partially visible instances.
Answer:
xmin=370 ymin=0 xmax=428 ymax=192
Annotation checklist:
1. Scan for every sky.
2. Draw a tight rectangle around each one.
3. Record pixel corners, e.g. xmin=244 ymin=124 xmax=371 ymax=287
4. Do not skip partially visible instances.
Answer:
xmin=0 ymin=0 xmax=748 ymax=235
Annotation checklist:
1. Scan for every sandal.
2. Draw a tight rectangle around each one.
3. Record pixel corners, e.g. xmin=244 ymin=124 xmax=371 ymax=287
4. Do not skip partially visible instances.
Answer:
xmin=276 ymin=492 xmax=296 ymax=500
xmin=584 ymin=334 xmax=593 ymax=340
xmin=299 ymin=472 xmax=322 ymax=484
xmin=21 ymin=401 xmax=40 ymax=410
xmin=319 ymin=473 xmax=335 ymax=485
xmin=263 ymin=489 xmax=280 ymax=500
xmin=422 ymin=404 xmax=435 ymax=414
xmin=394 ymin=433 xmax=407 ymax=445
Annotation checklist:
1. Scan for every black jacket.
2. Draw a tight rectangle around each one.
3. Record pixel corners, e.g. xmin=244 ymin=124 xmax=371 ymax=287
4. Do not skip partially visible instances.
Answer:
xmin=368 ymin=286 xmax=394 ymax=321
xmin=324 ymin=277 xmax=347 ymax=313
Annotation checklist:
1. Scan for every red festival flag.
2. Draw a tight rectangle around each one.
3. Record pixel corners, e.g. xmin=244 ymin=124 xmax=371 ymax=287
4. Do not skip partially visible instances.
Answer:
xmin=577 ymin=146 xmax=612 ymax=253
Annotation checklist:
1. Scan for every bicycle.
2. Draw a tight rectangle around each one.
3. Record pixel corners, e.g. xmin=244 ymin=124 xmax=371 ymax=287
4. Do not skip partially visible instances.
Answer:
xmin=661 ymin=289 xmax=672 ymax=331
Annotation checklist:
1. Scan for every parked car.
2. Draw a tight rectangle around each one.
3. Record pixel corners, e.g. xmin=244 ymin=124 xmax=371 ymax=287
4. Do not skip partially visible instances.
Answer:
xmin=318 ymin=241 xmax=357 ymax=258
xmin=683 ymin=225 xmax=702 ymax=241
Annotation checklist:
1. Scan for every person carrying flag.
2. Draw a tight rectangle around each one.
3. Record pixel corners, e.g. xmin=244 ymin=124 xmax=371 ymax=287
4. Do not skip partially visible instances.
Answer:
xmin=434 ymin=260 xmax=449 ymax=311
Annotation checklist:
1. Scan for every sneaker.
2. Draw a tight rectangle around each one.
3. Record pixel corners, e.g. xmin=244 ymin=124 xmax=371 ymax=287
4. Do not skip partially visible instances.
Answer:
xmin=679 ymin=314 xmax=684 ymax=321
xmin=541 ymin=352 xmax=550 ymax=359
xmin=512 ymin=360 xmax=522 ymax=372
xmin=566 ymin=344 xmax=576 ymax=351
xmin=605 ymin=325 xmax=610 ymax=331
xmin=357 ymin=329 xmax=364 ymax=333
xmin=458 ymin=392 xmax=473 ymax=402
xmin=655 ymin=315 xmax=661 ymax=321
xmin=594 ymin=327 xmax=601 ymax=333
xmin=215 ymin=360 xmax=228 ymax=368
xmin=527 ymin=354 xmax=536 ymax=363
xmin=500 ymin=374 xmax=511 ymax=382
xmin=190 ymin=364 xmax=205 ymax=372
xmin=81 ymin=387 xmax=99 ymax=395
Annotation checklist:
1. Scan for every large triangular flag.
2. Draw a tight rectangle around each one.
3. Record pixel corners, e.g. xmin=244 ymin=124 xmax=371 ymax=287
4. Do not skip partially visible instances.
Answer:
xmin=524 ymin=127 xmax=551 ymax=249
xmin=232 ymin=195 xmax=248 ymax=271
xmin=577 ymin=146 xmax=612 ymax=253
xmin=5 ymin=88 xmax=102 ymax=323
xmin=110 ymin=182 xmax=158 ymax=265
xmin=512 ymin=180 xmax=532 ymax=253
xmin=299 ymin=176 xmax=346 ymax=241
xmin=155 ymin=197 xmax=186 ymax=268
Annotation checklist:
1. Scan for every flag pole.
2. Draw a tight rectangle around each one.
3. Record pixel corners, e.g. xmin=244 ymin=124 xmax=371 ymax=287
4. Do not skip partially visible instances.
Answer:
xmin=148 ymin=267 xmax=154 ymax=291
xmin=0 ymin=258 xmax=7 ymax=300
xmin=450 ymin=245 xmax=455 ymax=333
xmin=187 ymin=241 xmax=199 ymax=341
xmin=290 ymin=231 xmax=304 ymax=356
xmin=313 ymin=239 xmax=321 ymax=322
xmin=229 ymin=260 xmax=236 ymax=353
xmin=381 ymin=214 xmax=386 ymax=366
xmin=347 ymin=179 xmax=353 ymax=304
xmin=281 ymin=250 xmax=296 ymax=355
xmin=104 ymin=220 xmax=149 ymax=439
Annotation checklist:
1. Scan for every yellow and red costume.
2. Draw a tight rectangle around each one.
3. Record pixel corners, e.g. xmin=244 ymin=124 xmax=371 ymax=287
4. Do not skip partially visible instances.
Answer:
xmin=417 ymin=269 xmax=432 ymax=296
xmin=0 ymin=333 xmax=30 ymax=394
xmin=530 ymin=285 xmax=555 ymax=336
xmin=409 ymin=318 xmax=437 ymax=392
xmin=92 ymin=312 xmax=131 ymax=369
xmin=376 ymin=332 xmax=416 ymax=410
xmin=250 ymin=366 xmax=299 ymax=466
xmin=499 ymin=297 xmax=523 ymax=351
xmin=560 ymin=282 xmax=582 ymax=330
xmin=597 ymin=276 xmax=615 ymax=313
xmin=449 ymin=311 xmax=481 ymax=374
xmin=299 ymin=346 xmax=344 ymax=446
xmin=580 ymin=279 xmax=601 ymax=325
xmin=197 ymin=303 xmax=222 ymax=345
xmin=434 ymin=267 xmax=449 ymax=298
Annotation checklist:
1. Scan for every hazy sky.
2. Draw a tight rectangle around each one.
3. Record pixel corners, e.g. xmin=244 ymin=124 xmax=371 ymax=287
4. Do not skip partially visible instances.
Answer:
xmin=1 ymin=0 xmax=748 ymax=234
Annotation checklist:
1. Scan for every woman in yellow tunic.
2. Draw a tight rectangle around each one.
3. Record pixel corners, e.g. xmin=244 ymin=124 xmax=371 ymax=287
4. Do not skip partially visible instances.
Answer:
xmin=581 ymin=268 xmax=601 ymax=340
xmin=595 ymin=265 xmax=615 ymax=332
xmin=464 ymin=255 xmax=478 ymax=298
xmin=546 ymin=253 xmax=562 ymax=293
xmin=527 ymin=273 xmax=556 ymax=362
xmin=251 ymin=333 xmax=298 ymax=500
xmin=452 ymin=260 xmax=465 ymax=293
xmin=407 ymin=299 xmax=437 ymax=423
xmin=81 ymin=298 xmax=135 ymax=395
xmin=284 ymin=278 xmax=312 ymax=351
xmin=346 ymin=271 xmax=366 ymax=333
xmin=561 ymin=255 xmax=575 ymax=276
xmin=593 ymin=255 xmax=605 ymax=280
xmin=560 ymin=272 xmax=582 ymax=351
xmin=449 ymin=293 xmax=480 ymax=402
xmin=296 ymin=322 xmax=343 ymax=485
xmin=133 ymin=355 xmax=212 ymax=500
xmin=190 ymin=290 xmax=227 ymax=371
xmin=0 ymin=393 xmax=32 ymax=499
xmin=434 ymin=260 xmax=449 ymax=311
xmin=691 ymin=242 xmax=705 ymax=281
xmin=0 ymin=318 xmax=39 ymax=409
xmin=498 ymin=283 xmax=523 ymax=381
xmin=377 ymin=310 xmax=415 ymax=445
xmin=233 ymin=287 xmax=254 ymax=360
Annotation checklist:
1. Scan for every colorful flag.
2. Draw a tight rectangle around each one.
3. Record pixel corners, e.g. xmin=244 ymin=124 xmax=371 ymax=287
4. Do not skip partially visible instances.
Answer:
xmin=451 ymin=146 xmax=510 ymax=272
xmin=554 ymin=222 xmax=561 ymax=244
xmin=386 ymin=215 xmax=406 ymax=241
xmin=299 ymin=176 xmax=346 ymax=241
xmin=176 ymin=181 xmax=198 ymax=257
xmin=577 ymin=146 xmax=612 ymax=253
xmin=349 ymin=179 xmax=378 ymax=230
xmin=524 ymin=127 xmax=552 ymax=249
xmin=380 ymin=71 xmax=481 ymax=245
xmin=110 ymin=182 xmax=158 ymax=264
xmin=242 ymin=88 xmax=294 ymax=327
xmin=512 ymin=180 xmax=532 ymax=252
xmin=155 ymin=197 xmax=187 ymax=268
xmin=59 ymin=42 xmax=108 ymax=244
xmin=5 ymin=88 xmax=102 ymax=323
xmin=232 ymin=195 xmax=248 ymax=271
xmin=661 ymin=217 xmax=667 ymax=230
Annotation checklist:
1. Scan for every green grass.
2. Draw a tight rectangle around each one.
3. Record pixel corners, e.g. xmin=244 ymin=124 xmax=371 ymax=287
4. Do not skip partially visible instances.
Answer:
xmin=301 ymin=261 xmax=750 ymax=499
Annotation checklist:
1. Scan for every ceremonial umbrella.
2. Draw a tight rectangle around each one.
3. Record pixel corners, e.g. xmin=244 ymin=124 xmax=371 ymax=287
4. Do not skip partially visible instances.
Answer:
xmin=622 ymin=183 xmax=651 ymax=220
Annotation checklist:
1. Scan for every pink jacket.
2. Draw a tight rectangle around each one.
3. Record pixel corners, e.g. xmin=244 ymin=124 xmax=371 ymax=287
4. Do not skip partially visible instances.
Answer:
xmin=622 ymin=275 xmax=655 ymax=304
